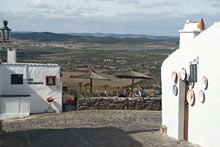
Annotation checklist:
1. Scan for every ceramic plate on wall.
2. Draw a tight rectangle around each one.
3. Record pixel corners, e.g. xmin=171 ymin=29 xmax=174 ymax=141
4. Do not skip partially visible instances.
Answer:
xmin=172 ymin=85 xmax=178 ymax=96
xmin=201 ymin=76 xmax=208 ymax=90
xmin=199 ymin=90 xmax=205 ymax=103
xmin=180 ymin=68 xmax=187 ymax=81
xmin=189 ymin=82 xmax=194 ymax=89
xmin=187 ymin=90 xmax=195 ymax=106
xmin=171 ymin=71 xmax=178 ymax=84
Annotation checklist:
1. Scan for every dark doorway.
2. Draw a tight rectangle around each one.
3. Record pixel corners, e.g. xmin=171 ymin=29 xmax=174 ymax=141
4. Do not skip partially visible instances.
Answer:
xmin=184 ymin=83 xmax=189 ymax=141
xmin=178 ymin=79 xmax=189 ymax=141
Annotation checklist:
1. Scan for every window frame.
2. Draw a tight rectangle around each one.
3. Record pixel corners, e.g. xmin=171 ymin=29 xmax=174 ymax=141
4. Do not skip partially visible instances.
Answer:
xmin=11 ymin=74 xmax=23 ymax=85
xmin=46 ymin=76 xmax=56 ymax=85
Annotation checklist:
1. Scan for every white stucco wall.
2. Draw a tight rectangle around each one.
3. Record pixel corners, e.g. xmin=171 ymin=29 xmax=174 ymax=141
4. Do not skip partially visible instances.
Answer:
xmin=0 ymin=63 xmax=62 ymax=115
xmin=179 ymin=32 xmax=200 ymax=49
xmin=162 ymin=22 xmax=220 ymax=147
xmin=7 ymin=48 xmax=16 ymax=63
xmin=0 ymin=96 xmax=30 ymax=119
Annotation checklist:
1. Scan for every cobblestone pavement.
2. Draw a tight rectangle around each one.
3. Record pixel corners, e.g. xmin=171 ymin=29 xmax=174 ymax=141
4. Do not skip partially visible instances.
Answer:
xmin=0 ymin=110 xmax=199 ymax=147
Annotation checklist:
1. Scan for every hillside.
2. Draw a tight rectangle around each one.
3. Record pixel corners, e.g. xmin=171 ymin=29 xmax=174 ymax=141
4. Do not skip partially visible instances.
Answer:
xmin=68 ymin=33 xmax=179 ymax=42
xmin=11 ymin=32 xmax=179 ymax=44
xmin=8 ymin=32 xmax=178 ymax=97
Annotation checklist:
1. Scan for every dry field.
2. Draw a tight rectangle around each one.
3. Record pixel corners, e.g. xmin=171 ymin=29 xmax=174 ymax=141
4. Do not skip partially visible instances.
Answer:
xmin=61 ymin=71 xmax=142 ymax=95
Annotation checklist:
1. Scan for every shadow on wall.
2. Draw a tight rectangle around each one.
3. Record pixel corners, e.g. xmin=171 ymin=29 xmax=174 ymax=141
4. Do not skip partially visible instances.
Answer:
xmin=1 ymin=66 xmax=62 ymax=114
xmin=1 ymin=127 xmax=142 ymax=147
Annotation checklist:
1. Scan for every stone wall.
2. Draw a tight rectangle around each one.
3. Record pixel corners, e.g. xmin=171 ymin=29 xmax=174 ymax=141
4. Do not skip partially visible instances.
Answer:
xmin=77 ymin=96 xmax=161 ymax=111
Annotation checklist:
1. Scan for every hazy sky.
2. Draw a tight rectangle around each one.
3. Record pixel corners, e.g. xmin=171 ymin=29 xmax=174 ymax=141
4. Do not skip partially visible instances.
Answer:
xmin=1 ymin=0 xmax=220 ymax=36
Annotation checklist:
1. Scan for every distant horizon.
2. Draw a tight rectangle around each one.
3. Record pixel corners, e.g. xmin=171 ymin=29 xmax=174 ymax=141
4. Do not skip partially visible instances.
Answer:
xmin=12 ymin=31 xmax=179 ymax=37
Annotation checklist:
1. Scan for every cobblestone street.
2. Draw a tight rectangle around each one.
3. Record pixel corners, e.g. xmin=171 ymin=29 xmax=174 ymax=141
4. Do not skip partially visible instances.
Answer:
xmin=0 ymin=110 xmax=199 ymax=147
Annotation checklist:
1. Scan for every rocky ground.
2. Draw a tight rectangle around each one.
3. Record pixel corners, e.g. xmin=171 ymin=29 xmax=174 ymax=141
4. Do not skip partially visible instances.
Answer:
xmin=0 ymin=110 xmax=199 ymax=147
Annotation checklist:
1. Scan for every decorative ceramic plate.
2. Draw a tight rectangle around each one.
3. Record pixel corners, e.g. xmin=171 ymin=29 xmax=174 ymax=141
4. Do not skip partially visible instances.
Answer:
xmin=47 ymin=97 xmax=54 ymax=102
xmin=201 ymin=76 xmax=208 ymax=90
xmin=187 ymin=90 xmax=195 ymax=106
xmin=171 ymin=71 xmax=178 ymax=84
xmin=180 ymin=68 xmax=187 ymax=81
xmin=189 ymin=82 xmax=194 ymax=89
xmin=172 ymin=85 xmax=178 ymax=96
xmin=199 ymin=90 xmax=205 ymax=103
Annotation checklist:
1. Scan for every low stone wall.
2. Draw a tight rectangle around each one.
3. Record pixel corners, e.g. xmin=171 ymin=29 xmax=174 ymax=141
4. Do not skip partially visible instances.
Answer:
xmin=77 ymin=96 xmax=161 ymax=111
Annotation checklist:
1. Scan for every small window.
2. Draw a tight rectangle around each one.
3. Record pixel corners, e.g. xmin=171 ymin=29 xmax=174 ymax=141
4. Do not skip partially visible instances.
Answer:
xmin=46 ymin=76 xmax=56 ymax=85
xmin=11 ymin=74 xmax=23 ymax=84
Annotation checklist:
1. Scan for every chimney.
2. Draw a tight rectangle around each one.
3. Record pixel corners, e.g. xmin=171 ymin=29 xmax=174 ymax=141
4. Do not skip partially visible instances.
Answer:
xmin=7 ymin=47 xmax=16 ymax=63
xmin=179 ymin=18 xmax=205 ymax=49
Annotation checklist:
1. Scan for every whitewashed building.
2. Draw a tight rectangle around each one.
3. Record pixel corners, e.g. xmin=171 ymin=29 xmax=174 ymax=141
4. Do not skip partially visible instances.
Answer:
xmin=0 ymin=48 xmax=62 ymax=119
xmin=161 ymin=18 xmax=220 ymax=147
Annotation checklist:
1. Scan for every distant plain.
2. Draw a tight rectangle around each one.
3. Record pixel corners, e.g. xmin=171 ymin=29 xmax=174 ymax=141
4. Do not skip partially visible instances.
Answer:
xmin=5 ymin=32 xmax=178 ymax=96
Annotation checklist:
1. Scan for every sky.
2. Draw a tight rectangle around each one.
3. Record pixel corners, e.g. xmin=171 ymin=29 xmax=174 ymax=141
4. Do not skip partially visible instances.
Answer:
xmin=0 ymin=0 xmax=220 ymax=36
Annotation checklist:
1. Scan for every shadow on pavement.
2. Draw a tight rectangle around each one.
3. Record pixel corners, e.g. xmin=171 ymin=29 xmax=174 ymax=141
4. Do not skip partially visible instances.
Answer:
xmin=1 ymin=127 xmax=143 ymax=147
xmin=126 ymin=128 xmax=159 ymax=135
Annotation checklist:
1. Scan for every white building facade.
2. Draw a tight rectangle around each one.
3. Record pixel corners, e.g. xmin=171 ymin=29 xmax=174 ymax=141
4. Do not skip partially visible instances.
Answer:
xmin=161 ymin=18 xmax=220 ymax=147
xmin=0 ymin=48 xmax=62 ymax=119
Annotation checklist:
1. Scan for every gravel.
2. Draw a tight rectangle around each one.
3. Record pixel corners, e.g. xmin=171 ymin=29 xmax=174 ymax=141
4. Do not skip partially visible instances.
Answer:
xmin=0 ymin=110 xmax=199 ymax=147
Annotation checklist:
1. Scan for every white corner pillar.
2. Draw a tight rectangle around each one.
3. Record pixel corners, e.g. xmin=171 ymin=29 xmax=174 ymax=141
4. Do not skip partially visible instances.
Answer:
xmin=7 ymin=47 xmax=16 ymax=63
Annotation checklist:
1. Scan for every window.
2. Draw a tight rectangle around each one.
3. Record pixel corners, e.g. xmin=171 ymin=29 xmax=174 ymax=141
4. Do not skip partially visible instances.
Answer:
xmin=11 ymin=74 xmax=23 ymax=84
xmin=46 ymin=76 xmax=56 ymax=85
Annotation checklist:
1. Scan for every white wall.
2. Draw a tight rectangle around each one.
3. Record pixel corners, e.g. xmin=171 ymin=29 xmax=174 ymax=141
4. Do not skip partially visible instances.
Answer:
xmin=27 ymin=64 xmax=62 ymax=113
xmin=0 ymin=96 xmax=30 ymax=119
xmin=162 ymin=50 xmax=184 ymax=138
xmin=162 ymin=22 xmax=220 ymax=147
xmin=1 ymin=64 xmax=29 ymax=95
xmin=0 ymin=63 xmax=62 ymax=114
xmin=179 ymin=32 xmax=200 ymax=49
xmin=7 ymin=48 xmax=16 ymax=63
